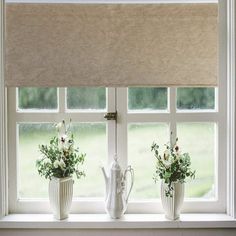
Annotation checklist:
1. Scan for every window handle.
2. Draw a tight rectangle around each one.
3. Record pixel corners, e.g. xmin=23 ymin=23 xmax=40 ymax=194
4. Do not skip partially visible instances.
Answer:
xmin=104 ymin=111 xmax=117 ymax=121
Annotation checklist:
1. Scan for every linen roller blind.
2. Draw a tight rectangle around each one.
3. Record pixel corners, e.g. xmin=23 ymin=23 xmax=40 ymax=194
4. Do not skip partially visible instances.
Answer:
xmin=5 ymin=3 xmax=218 ymax=87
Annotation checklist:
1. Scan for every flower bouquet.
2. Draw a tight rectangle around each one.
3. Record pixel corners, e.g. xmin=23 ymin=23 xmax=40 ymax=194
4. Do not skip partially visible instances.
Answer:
xmin=36 ymin=120 xmax=85 ymax=220
xmin=151 ymin=137 xmax=195 ymax=197
xmin=151 ymin=136 xmax=195 ymax=220
xmin=36 ymin=120 xmax=85 ymax=180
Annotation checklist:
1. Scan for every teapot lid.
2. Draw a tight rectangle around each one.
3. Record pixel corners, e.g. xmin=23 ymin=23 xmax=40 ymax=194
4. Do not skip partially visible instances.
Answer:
xmin=111 ymin=154 xmax=121 ymax=170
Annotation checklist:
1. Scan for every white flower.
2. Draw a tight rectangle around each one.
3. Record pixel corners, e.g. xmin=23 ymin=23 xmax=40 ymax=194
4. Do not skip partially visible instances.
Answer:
xmin=175 ymin=151 xmax=181 ymax=159
xmin=60 ymin=134 xmax=68 ymax=144
xmin=53 ymin=159 xmax=66 ymax=169
xmin=59 ymin=159 xmax=66 ymax=169
xmin=163 ymin=149 xmax=170 ymax=160
xmin=53 ymin=160 xmax=60 ymax=168
xmin=162 ymin=149 xmax=173 ymax=168
xmin=56 ymin=120 xmax=67 ymax=137
xmin=163 ymin=159 xmax=172 ymax=168
xmin=43 ymin=158 xmax=51 ymax=165
xmin=55 ymin=122 xmax=63 ymax=131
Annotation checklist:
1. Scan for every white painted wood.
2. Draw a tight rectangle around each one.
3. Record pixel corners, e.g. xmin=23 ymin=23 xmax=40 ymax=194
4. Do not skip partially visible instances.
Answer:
xmin=226 ymin=0 xmax=236 ymax=219
xmin=7 ymin=88 xmax=18 ymax=214
xmin=0 ymin=213 xmax=235 ymax=229
xmin=212 ymin=0 xmax=227 ymax=213
xmin=7 ymin=87 xmax=117 ymax=213
xmin=8 ymin=197 xmax=226 ymax=214
xmin=15 ymin=112 xmax=108 ymax=122
xmin=128 ymin=199 xmax=226 ymax=214
xmin=116 ymin=88 xmax=128 ymax=170
xmin=0 ymin=0 xmax=8 ymax=218
xmin=169 ymin=88 xmax=176 ymax=146
xmin=107 ymin=87 xmax=116 ymax=166
xmin=0 ymin=229 xmax=236 ymax=236
xmin=127 ymin=113 xmax=219 ymax=123
xmin=58 ymin=88 xmax=65 ymax=113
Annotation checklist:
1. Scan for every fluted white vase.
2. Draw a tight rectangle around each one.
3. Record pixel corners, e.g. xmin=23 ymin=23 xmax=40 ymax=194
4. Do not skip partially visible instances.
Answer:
xmin=49 ymin=176 xmax=73 ymax=220
xmin=161 ymin=181 xmax=184 ymax=220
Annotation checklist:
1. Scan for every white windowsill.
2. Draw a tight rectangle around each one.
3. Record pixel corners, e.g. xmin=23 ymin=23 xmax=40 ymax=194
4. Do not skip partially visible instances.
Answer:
xmin=0 ymin=214 xmax=235 ymax=229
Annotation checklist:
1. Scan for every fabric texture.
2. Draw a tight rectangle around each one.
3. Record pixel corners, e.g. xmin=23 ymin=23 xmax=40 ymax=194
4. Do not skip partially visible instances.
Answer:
xmin=5 ymin=3 xmax=218 ymax=87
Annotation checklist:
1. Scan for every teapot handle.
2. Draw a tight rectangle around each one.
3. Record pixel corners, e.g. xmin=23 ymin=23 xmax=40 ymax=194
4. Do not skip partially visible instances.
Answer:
xmin=124 ymin=165 xmax=134 ymax=203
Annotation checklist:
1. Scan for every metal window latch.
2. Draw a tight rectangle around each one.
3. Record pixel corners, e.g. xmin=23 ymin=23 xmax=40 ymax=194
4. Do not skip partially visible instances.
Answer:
xmin=104 ymin=111 xmax=117 ymax=121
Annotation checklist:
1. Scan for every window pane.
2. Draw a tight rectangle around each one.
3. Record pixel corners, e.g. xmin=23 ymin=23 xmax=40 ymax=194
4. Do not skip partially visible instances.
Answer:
xmin=177 ymin=123 xmax=216 ymax=199
xmin=19 ymin=123 xmax=56 ymax=198
xmin=177 ymin=87 xmax=215 ymax=110
xmin=128 ymin=87 xmax=167 ymax=111
xmin=67 ymin=87 xmax=106 ymax=110
xmin=18 ymin=88 xmax=57 ymax=110
xmin=71 ymin=123 xmax=107 ymax=198
xmin=128 ymin=123 xmax=169 ymax=199
xmin=18 ymin=123 xmax=107 ymax=198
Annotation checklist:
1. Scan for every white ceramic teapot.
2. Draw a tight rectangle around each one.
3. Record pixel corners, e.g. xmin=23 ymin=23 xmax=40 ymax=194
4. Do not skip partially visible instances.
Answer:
xmin=101 ymin=155 xmax=134 ymax=219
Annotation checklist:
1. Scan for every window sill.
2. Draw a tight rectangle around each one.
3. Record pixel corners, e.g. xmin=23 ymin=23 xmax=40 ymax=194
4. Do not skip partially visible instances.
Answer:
xmin=0 ymin=214 xmax=235 ymax=229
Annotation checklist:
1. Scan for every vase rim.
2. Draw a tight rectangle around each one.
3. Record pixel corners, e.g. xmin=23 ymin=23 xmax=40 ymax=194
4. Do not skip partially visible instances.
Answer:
xmin=50 ymin=176 xmax=73 ymax=182
xmin=162 ymin=180 xmax=184 ymax=185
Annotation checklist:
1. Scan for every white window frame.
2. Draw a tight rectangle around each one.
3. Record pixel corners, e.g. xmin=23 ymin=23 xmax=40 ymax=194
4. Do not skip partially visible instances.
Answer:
xmin=0 ymin=0 xmax=236 ymax=219
xmin=7 ymin=87 xmax=117 ymax=213
xmin=8 ymin=85 xmax=224 ymax=214
xmin=116 ymin=86 xmax=226 ymax=214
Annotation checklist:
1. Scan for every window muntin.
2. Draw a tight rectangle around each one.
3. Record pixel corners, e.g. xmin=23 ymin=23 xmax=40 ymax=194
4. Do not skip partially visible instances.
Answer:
xmin=8 ymin=85 xmax=225 ymax=213
xmin=126 ymin=87 xmax=219 ymax=202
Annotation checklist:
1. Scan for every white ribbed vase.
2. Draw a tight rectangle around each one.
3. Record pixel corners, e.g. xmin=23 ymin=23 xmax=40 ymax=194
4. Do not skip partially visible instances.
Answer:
xmin=161 ymin=181 xmax=184 ymax=220
xmin=49 ymin=176 xmax=73 ymax=220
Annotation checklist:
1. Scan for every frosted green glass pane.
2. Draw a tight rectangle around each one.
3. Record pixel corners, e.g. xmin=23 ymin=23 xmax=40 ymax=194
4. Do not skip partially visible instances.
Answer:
xmin=177 ymin=123 xmax=216 ymax=199
xmin=18 ymin=88 xmax=57 ymax=110
xmin=177 ymin=87 xmax=215 ymax=110
xmin=18 ymin=123 xmax=107 ymax=198
xmin=67 ymin=87 xmax=106 ymax=110
xmin=128 ymin=123 xmax=169 ymax=199
xmin=128 ymin=87 xmax=167 ymax=111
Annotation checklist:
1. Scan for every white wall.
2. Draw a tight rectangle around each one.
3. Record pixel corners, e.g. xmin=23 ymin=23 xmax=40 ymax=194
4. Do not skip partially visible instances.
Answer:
xmin=0 ymin=229 xmax=236 ymax=236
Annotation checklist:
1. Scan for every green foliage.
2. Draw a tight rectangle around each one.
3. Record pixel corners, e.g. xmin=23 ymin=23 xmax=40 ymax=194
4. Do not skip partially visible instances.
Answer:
xmin=151 ymin=139 xmax=195 ymax=197
xmin=36 ymin=121 xmax=86 ymax=180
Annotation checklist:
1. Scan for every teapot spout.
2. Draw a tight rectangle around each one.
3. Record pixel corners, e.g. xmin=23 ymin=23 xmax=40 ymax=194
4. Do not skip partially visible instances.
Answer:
xmin=101 ymin=167 xmax=109 ymax=198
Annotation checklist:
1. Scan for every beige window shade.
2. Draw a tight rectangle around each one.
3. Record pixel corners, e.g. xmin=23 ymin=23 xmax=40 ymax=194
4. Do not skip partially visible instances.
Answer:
xmin=5 ymin=3 xmax=218 ymax=87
